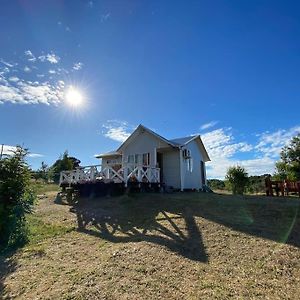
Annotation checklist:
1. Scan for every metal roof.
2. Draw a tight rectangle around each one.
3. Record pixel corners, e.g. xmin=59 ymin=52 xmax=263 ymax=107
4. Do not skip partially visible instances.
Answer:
xmin=169 ymin=136 xmax=197 ymax=146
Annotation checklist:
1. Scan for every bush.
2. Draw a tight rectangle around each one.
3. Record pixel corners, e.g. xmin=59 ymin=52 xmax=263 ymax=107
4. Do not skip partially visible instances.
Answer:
xmin=207 ymin=179 xmax=226 ymax=190
xmin=225 ymin=165 xmax=249 ymax=195
xmin=0 ymin=147 xmax=36 ymax=249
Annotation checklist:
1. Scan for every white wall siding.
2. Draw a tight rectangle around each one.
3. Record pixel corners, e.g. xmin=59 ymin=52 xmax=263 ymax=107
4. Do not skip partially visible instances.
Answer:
xmin=122 ymin=130 xmax=169 ymax=166
xmin=162 ymin=150 xmax=181 ymax=188
xmin=182 ymin=140 xmax=205 ymax=189
xmin=101 ymin=156 xmax=122 ymax=167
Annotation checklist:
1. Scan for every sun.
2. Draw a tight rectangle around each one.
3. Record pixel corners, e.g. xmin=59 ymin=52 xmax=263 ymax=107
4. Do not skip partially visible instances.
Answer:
xmin=65 ymin=86 xmax=83 ymax=107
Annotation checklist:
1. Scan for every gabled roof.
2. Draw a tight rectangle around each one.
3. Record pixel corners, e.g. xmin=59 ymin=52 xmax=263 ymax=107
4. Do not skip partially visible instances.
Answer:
xmin=117 ymin=124 xmax=176 ymax=151
xmin=169 ymin=136 xmax=197 ymax=146
xmin=97 ymin=124 xmax=210 ymax=162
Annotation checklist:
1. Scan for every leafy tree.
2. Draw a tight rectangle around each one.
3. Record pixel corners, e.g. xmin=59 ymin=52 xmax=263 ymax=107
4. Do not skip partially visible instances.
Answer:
xmin=0 ymin=146 xmax=35 ymax=249
xmin=225 ymin=165 xmax=249 ymax=195
xmin=247 ymin=175 xmax=266 ymax=194
xmin=32 ymin=161 xmax=50 ymax=182
xmin=207 ymin=179 xmax=225 ymax=190
xmin=274 ymin=134 xmax=300 ymax=180
xmin=50 ymin=151 xmax=81 ymax=183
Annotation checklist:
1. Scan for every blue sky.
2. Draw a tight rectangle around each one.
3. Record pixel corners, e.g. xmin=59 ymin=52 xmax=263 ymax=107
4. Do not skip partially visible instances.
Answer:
xmin=0 ymin=0 xmax=300 ymax=178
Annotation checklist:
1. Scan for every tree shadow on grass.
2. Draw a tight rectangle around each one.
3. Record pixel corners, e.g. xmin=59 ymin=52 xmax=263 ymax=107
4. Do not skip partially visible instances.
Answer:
xmin=70 ymin=193 xmax=300 ymax=263
xmin=0 ymin=250 xmax=17 ymax=300
xmin=70 ymin=195 xmax=208 ymax=262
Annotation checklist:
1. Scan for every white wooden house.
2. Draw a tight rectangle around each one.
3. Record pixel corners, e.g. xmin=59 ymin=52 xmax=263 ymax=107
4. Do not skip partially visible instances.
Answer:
xmin=60 ymin=125 xmax=210 ymax=191
xmin=96 ymin=125 xmax=210 ymax=190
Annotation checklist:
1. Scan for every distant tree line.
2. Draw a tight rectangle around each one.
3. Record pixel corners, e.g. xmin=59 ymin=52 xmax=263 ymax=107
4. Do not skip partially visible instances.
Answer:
xmin=208 ymin=133 xmax=300 ymax=195
xmin=207 ymin=174 xmax=267 ymax=195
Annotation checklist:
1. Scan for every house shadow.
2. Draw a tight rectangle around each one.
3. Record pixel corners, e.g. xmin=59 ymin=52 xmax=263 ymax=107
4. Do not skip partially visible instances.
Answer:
xmin=70 ymin=193 xmax=300 ymax=262
xmin=70 ymin=195 xmax=208 ymax=262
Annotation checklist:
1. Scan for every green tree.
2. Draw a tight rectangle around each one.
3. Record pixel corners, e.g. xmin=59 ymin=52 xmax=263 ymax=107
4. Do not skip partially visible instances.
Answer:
xmin=50 ymin=151 xmax=81 ymax=183
xmin=207 ymin=179 xmax=225 ymax=190
xmin=225 ymin=165 xmax=249 ymax=195
xmin=247 ymin=175 xmax=266 ymax=194
xmin=32 ymin=161 xmax=50 ymax=182
xmin=0 ymin=146 xmax=36 ymax=249
xmin=274 ymin=134 xmax=300 ymax=180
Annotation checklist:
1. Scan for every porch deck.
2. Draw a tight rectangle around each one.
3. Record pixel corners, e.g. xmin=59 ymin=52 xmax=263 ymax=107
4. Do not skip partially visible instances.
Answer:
xmin=59 ymin=164 xmax=160 ymax=187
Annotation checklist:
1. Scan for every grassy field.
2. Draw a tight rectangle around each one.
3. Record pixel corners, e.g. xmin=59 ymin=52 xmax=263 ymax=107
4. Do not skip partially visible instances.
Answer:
xmin=1 ymin=188 xmax=300 ymax=299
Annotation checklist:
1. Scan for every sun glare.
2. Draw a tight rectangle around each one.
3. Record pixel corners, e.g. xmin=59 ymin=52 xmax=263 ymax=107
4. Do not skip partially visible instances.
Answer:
xmin=65 ymin=86 xmax=83 ymax=107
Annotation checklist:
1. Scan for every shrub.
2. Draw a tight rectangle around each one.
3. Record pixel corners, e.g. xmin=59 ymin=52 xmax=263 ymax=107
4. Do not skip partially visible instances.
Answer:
xmin=225 ymin=165 xmax=249 ymax=195
xmin=207 ymin=179 xmax=226 ymax=190
xmin=0 ymin=147 xmax=36 ymax=249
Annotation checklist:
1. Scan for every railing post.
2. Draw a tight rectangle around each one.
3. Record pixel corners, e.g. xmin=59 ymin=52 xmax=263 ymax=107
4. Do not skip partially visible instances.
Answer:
xmin=137 ymin=166 xmax=142 ymax=182
xmin=124 ymin=165 xmax=128 ymax=187
xmin=90 ymin=166 xmax=95 ymax=181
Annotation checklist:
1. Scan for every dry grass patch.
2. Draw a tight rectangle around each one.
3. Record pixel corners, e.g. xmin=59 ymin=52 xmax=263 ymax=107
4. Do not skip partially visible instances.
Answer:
xmin=1 ymin=191 xmax=300 ymax=299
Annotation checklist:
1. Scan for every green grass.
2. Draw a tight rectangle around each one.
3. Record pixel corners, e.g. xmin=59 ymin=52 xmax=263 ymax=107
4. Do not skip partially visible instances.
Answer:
xmin=26 ymin=215 xmax=75 ymax=245
xmin=32 ymin=182 xmax=60 ymax=194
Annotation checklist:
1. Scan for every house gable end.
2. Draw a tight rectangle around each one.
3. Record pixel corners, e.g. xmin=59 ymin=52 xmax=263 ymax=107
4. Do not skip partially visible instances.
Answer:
xmin=117 ymin=124 xmax=174 ymax=152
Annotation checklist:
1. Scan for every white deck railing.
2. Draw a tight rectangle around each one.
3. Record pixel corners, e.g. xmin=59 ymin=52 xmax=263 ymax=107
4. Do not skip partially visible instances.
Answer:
xmin=59 ymin=164 xmax=160 ymax=186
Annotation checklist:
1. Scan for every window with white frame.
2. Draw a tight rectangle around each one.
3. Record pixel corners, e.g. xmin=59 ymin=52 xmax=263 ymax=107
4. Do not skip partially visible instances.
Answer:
xmin=142 ymin=153 xmax=150 ymax=166
xmin=127 ymin=154 xmax=134 ymax=164
xmin=187 ymin=158 xmax=193 ymax=172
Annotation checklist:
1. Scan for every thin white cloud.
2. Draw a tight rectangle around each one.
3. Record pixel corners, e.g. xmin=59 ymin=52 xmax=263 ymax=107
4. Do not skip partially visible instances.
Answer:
xmin=38 ymin=55 xmax=46 ymax=62
xmin=46 ymin=53 xmax=60 ymax=64
xmin=0 ymin=80 xmax=64 ymax=105
xmin=1 ymin=145 xmax=17 ymax=156
xmin=28 ymin=153 xmax=44 ymax=158
xmin=1 ymin=145 xmax=43 ymax=158
xmin=49 ymin=69 xmax=56 ymax=74
xmin=255 ymin=126 xmax=300 ymax=158
xmin=38 ymin=53 xmax=60 ymax=64
xmin=101 ymin=13 xmax=111 ymax=22
xmin=200 ymin=121 xmax=218 ymax=131
xmin=24 ymin=66 xmax=31 ymax=72
xmin=0 ymin=59 xmax=16 ymax=68
xmin=73 ymin=62 xmax=83 ymax=70
xmin=24 ymin=50 xmax=36 ymax=62
xmin=102 ymin=120 xmax=135 ymax=143
xmin=8 ymin=76 xmax=19 ymax=82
